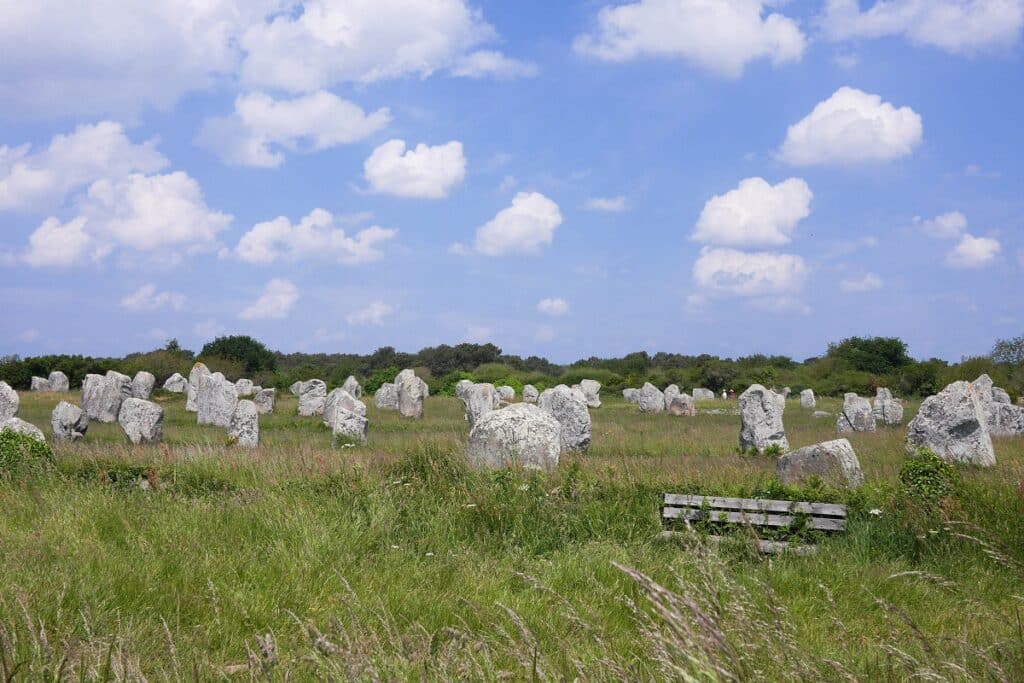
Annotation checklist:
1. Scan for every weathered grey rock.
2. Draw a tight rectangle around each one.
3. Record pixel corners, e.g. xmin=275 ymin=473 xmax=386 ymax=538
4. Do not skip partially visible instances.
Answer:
xmin=538 ymin=384 xmax=592 ymax=452
xmin=666 ymin=392 xmax=695 ymax=416
xmin=663 ymin=384 xmax=681 ymax=409
xmin=993 ymin=387 xmax=1011 ymax=404
xmin=375 ymin=382 xmax=399 ymax=410
xmin=290 ymin=380 xmax=303 ymax=396
xmin=522 ymin=384 xmax=538 ymax=403
xmin=163 ymin=373 xmax=188 ymax=393
xmin=692 ymin=388 xmax=715 ymax=401
xmin=800 ymin=389 xmax=816 ymax=409
xmin=638 ymin=383 xmax=665 ymax=413
xmin=623 ymin=388 xmax=640 ymax=404
xmin=455 ymin=379 xmax=474 ymax=400
xmin=297 ymin=379 xmax=327 ymax=417
xmin=51 ymin=401 xmax=88 ymax=441
xmin=461 ymin=383 xmax=496 ymax=428
xmin=0 ymin=381 xmax=18 ymax=422
xmin=323 ymin=388 xmax=366 ymax=427
xmin=30 ymin=376 xmax=51 ymax=391
xmin=782 ymin=387 xmax=792 ymax=398
xmin=253 ymin=388 xmax=276 ymax=414
xmin=228 ymin=400 xmax=259 ymax=448
xmin=972 ymin=374 xmax=1024 ymax=436
xmin=870 ymin=388 xmax=903 ymax=426
xmin=739 ymin=384 xmax=789 ymax=453
xmin=342 ymin=376 xmax=363 ymax=399
xmin=776 ymin=439 xmax=864 ymax=489
xmin=466 ymin=403 xmax=561 ymax=470
xmin=1 ymin=417 xmax=45 ymax=441
xmin=332 ymin=408 xmax=369 ymax=445
xmin=907 ymin=380 xmax=994 ymax=466
xmin=235 ymin=378 xmax=256 ymax=397
xmin=117 ymin=398 xmax=163 ymax=444
xmin=812 ymin=411 xmax=831 ymax=419
xmin=186 ymin=363 xmax=210 ymax=412
xmin=837 ymin=393 xmax=876 ymax=433
xmin=197 ymin=373 xmax=238 ymax=428
xmin=579 ymin=379 xmax=602 ymax=408
xmin=496 ymin=385 xmax=515 ymax=402
xmin=81 ymin=371 xmax=130 ymax=423
xmin=48 ymin=371 xmax=69 ymax=392
xmin=131 ymin=371 xmax=156 ymax=399
xmin=395 ymin=369 xmax=425 ymax=419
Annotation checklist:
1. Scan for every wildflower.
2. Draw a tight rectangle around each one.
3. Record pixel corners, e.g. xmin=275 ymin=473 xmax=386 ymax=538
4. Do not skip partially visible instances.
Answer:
xmin=869 ymin=508 xmax=883 ymax=517
xmin=518 ymin=484 xmax=529 ymax=491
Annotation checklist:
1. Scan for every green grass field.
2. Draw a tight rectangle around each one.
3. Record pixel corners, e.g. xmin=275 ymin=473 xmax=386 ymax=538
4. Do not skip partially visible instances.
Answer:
xmin=1 ymin=391 xmax=1022 ymax=680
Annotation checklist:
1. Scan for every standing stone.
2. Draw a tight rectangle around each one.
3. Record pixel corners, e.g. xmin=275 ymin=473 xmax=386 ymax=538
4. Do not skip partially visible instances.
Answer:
xmin=235 ymin=378 xmax=256 ymax=397
xmin=776 ymin=439 xmax=864 ymax=488
xmin=51 ymin=401 xmax=88 ymax=442
xmin=197 ymin=373 xmax=238 ymax=428
xmin=496 ymin=385 xmax=515 ymax=402
xmin=907 ymin=380 xmax=994 ymax=466
xmin=800 ymin=389 xmax=816 ymax=409
xmin=522 ymin=385 xmax=539 ymax=403
xmin=466 ymin=403 xmax=561 ymax=471
xmin=118 ymin=398 xmax=163 ymax=444
xmin=324 ymin=388 xmax=367 ymax=426
xmin=375 ymin=382 xmax=399 ymax=410
xmin=638 ymin=383 xmax=665 ymax=414
xmin=131 ymin=371 xmax=156 ymax=400
xmin=1 ymin=417 xmax=45 ymax=441
xmin=623 ymin=388 xmax=640 ymax=404
xmin=342 ymin=376 xmax=363 ymax=399
xmin=663 ymin=384 xmax=681 ymax=409
xmin=186 ymin=363 xmax=210 ymax=412
xmin=395 ymin=370 xmax=425 ymax=419
xmin=31 ymin=376 xmax=51 ymax=391
xmin=538 ymin=385 xmax=592 ymax=452
xmin=81 ymin=371 xmax=130 ymax=423
xmin=993 ymin=387 xmax=1011 ymax=404
xmin=455 ymin=380 xmax=474 ymax=401
xmin=739 ymin=384 xmax=789 ymax=453
xmin=692 ymin=388 xmax=715 ymax=401
xmin=872 ymin=388 xmax=904 ymax=426
xmin=837 ymin=393 xmax=876 ymax=433
xmin=0 ymin=381 xmax=18 ymax=422
xmin=290 ymin=380 xmax=303 ymax=396
xmin=297 ymin=379 xmax=328 ymax=417
xmin=782 ymin=387 xmax=792 ymax=398
xmin=970 ymin=374 xmax=1024 ymax=437
xmin=48 ymin=371 xmax=69 ymax=392
xmin=666 ymin=392 xmax=695 ymax=416
xmin=461 ymin=383 xmax=496 ymax=428
xmin=253 ymin=388 xmax=276 ymax=414
xmin=163 ymin=373 xmax=188 ymax=393
xmin=228 ymin=400 xmax=259 ymax=448
xmin=579 ymin=379 xmax=602 ymax=408
xmin=332 ymin=408 xmax=369 ymax=445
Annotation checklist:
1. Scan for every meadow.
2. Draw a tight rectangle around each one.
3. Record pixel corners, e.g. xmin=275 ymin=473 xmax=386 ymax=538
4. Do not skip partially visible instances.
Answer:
xmin=1 ymin=390 xmax=1022 ymax=680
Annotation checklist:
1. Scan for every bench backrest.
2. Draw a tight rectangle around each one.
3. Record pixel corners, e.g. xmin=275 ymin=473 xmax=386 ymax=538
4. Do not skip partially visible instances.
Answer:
xmin=662 ymin=494 xmax=847 ymax=533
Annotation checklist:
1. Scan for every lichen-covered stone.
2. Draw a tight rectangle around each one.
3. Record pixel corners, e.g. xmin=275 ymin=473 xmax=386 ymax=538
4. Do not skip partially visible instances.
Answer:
xmin=522 ymin=384 xmax=539 ymax=403
xmin=739 ymin=384 xmax=788 ymax=453
xmin=48 ymin=371 xmax=69 ymax=392
xmin=131 ymin=371 xmax=156 ymax=400
xmin=51 ymin=401 xmax=88 ymax=441
xmin=466 ymin=404 xmax=561 ymax=471
xmin=638 ymin=383 xmax=664 ymax=414
xmin=375 ymin=383 xmax=399 ymax=410
xmin=297 ymin=379 xmax=327 ymax=417
xmin=837 ymin=394 xmax=876 ymax=433
xmin=538 ymin=384 xmax=592 ymax=452
xmin=197 ymin=373 xmax=238 ymax=428
xmin=332 ymin=408 xmax=369 ymax=445
xmin=254 ymin=388 xmax=276 ymax=414
xmin=186 ymin=363 xmax=210 ymax=412
xmin=907 ymin=380 xmax=994 ymax=466
xmin=118 ymin=398 xmax=163 ymax=444
xmin=0 ymin=381 xmax=18 ymax=422
xmin=163 ymin=373 xmax=188 ymax=393
xmin=800 ymin=389 xmax=816 ymax=409
xmin=228 ymin=400 xmax=259 ymax=448
xmin=1 ymin=417 xmax=45 ymax=441
xmin=579 ymin=379 xmax=602 ymax=408
xmin=692 ymin=388 xmax=715 ymax=401
xmin=395 ymin=369 xmax=425 ymax=419
xmin=777 ymin=438 xmax=863 ymax=488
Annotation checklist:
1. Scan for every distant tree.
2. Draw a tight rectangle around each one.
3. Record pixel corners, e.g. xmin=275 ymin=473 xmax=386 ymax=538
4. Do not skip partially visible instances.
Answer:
xmin=827 ymin=337 xmax=912 ymax=375
xmin=200 ymin=335 xmax=276 ymax=374
xmin=992 ymin=335 xmax=1024 ymax=366
xmin=165 ymin=338 xmax=182 ymax=353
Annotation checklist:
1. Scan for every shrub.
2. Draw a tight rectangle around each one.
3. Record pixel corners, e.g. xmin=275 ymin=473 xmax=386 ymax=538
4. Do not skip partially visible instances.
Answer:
xmin=0 ymin=429 xmax=53 ymax=475
xmin=432 ymin=371 xmax=474 ymax=396
xmin=364 ymin=366 xmax=400 ymax=394
xmin=899 ymin=448 xmax=960 ymax=506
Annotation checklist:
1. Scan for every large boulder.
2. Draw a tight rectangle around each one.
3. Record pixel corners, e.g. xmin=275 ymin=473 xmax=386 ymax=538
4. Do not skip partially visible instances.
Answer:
xmin=522 ymin=384 xmax=539 ymax=403
xmin=776 ymin=439 xmax=864 ymax=489
xmin=332 ymin=408 xmax=369 ymax=445
xmin=324 ymin=388 xmax=366 ymax=427
xmin=579 ymin=379 xmax=602 ymax=408
xmin=623 ymin=388 xmax=640 ymax=404
xmin=837 ymin=393 xmax=876 ymax=433
xmin=0 ymin=381 xmax=18 ymax=422
xmin=131 ymin=371 xmax=156 ymax=400
xmin=538 ymin=385 xmax=592 ymax=452
xmin=48 ymin=371 xmax=69 ymax=392
xmin=197 ymin=373 xmax=239 ymax=428
xmin=907 ymin=381 xmax=994 ymax=466
xmin=692 ymin=388 xmax=715 ymax=401
xmin=235 ymin=378 xmax=256 ymax=397
xmin=1 ymin=417 xmax=45 ymax=441
xmin=800 ymin=389 xmax=816 ymax=409
xmin=461 ymin=383 xmax=496 ymax=428
xmin=375 ymin=383 xmax=399 ymax=410
xmin=186 ymin=363 xmax=210 ymax=412
xmin=739 ymin=384 xmax=789 ymax=453
xmin=51 ymin=401 xmax=88 ymax=442
xmin=163 ymin=373 xmax=188 ymax=393
xmin=81 ymin=371 xmax=130 ymax=423
xmin=228 ymin=400 xmax=259 ymax=448
xmin=395 ymin=370 xmax=425 ymax=419
xmin=666 ymin=392 xmax=695 ymax=416
xmin=466 ymin=404 xmax=561 ymax=471
xmin=30 ymin=376 xmax=51 ymax=391
xmin=118 ymin=398 xmax=163 ymax=444
xmin=972 ymin=374 xmax=1024 ymax=436
xmin=297 ymin=379 xmax=328 ymax=417
xmin=638 ymin=383 xmax=665 ymax=414
xmin=342 ymin=375 xmax=363 ymax=399
xmin=253 ymin=388 xmax=276 ymax=414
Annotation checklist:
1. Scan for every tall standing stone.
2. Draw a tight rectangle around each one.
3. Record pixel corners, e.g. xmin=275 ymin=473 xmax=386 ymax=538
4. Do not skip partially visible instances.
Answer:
xmin=375 ymin=383 xmax=399 ymax=410
xmin=971 ymin=374 xmax=1024 ymax=436
xmin=324 ymin=388 xmax=366 ymax=426
xmin=81 ymin=371 xmax=130 ymax=423
xmin=229 ymin=400 xmax=259 ymax=448
xmin=253 ymin=388 xmax=276 ymax=414
xmin=837 ymin=393 xmax=876 ymax=433
xmin=0 ymin=381 xmax=18 ymax=422
xmin=197 ymin=373 xmax=238 ymax=428
xmin=800 ymin=389 xmax=816 ymax=409
xmin=395 ymin=369 xmax=425 ymax=419
xmin=163 ymin=373 xmax=188 ymax=393
xmin=48 ymin=371 xmax=69 ymax=392
xmin=51 ymin=401 xmax=88 ymax=441
xmin=461 ymin=383 xmax=496 ymax=428
xmin=466 ymin=403 xmax=561 ymax=471
xmin=131 ymin=371 xmax=156 ymax=399
xmin=907 ymin=380 xmax=994 ymax=466
xmin=297 ymin=379 xmax=328 ymax=417
xmin=739 ymin=384 xmax=789 ymax=453
xmin=118 ymin=398 xmax=163 ymax=444
xmin=538 ymin=385 xmax=592 ymax=452
xmin=342 ymin=376 xmax=363 ymax=399
xmin=186 ymin=363 xmax=210 ymax=412
xmin=638 ymin=383 xmax=665 ymax=414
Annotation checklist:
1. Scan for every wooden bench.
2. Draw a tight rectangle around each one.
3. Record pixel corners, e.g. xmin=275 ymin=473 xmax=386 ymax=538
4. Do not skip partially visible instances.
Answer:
xmin=660 ymin=494 xmax=848 ymax=555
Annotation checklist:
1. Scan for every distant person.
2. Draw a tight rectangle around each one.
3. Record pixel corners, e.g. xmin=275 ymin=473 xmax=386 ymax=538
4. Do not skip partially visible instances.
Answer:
xmin=728 ymin=390 xmax=736 ymax=400
xmin=721 ymin=390 xmax=727 ymax=401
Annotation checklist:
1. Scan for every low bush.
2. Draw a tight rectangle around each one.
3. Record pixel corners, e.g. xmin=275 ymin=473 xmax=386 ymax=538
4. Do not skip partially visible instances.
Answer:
xmin=0 ymin=429 xmax=53 ymax=476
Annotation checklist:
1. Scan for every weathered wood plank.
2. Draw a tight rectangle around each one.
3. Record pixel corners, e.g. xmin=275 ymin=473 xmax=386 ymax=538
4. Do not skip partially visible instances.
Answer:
xmin=662 ymin=507 xmax=846 ymax=532
xmin=659 ymin=531 xmax=819 ymax=556
xmin=662 ymin=494 xmax=846 ymax=518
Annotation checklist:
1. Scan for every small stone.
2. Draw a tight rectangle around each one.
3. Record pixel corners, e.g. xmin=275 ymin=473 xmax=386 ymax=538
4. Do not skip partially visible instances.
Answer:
xmin=118 ymin=398 xmax=163 ymax=444
xmin=800 ymin=389 xmax=816 ymax=409
xmin=228 ymin=400 xmax=259 ymax=448
xmin=131 ymin=371 xmax=156 ymax=399
xmin=290 ymin=380 xmax=303 ymax=396
xmin=692 ymin=388 xmax=715 ymax=401
xmin=342 ymin=375 xmax=363 ymax=399
xmin=235 ymin=378 xmax=256 ymax=397
xmin=51 ymin=401 xmax=88 ymax=441
xmin=466 ymin=404 xmax=561 ymax=470
xmin=332 ymin=408 xmax=369 ymax=445
xmin=579 ymin=379 xmax=602 ymax=408
xmin=812 ymin=411 xmax=831 ymax=419
xmin=496 ymin=385 xmax=515 ymax=402
xmin=666 ymin=392 xmax=695 ymax=416
xmin=522 ymin=385 xmax=539 ymax=403
xmin=163 ymin=373 xmax=188 ymax=393
xmin=253 ymin=388 xmax=276 ymax=414
xmin=776 ymin=438 xmax=864 ymax=488
xmin=30 ymin=376 xmax=52 ymax=391
xmin=1 ymin=417 xmax=45 ymax=441
xmin=638 ymin=383 xmax=664 ymax=413
xmin=623 ymin=388 xmax=640 ymax=404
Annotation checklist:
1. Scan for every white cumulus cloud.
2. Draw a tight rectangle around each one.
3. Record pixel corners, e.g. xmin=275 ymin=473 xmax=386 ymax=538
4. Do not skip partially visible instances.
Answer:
xmin=364 ymin=140 xmax=466 ymax=199
xmin=239 ymin=278 xmax=299 ymax=320
xmin=120 ymin=284 xmax=186 ymax=312
xmin=573 ymin=0 xmax=806 ymax=78
xmin=22 ymin=217 xmax=93 ymax=267
xmin=693 ymin=177 xmax=812 ymax=247
xmin=584 ymin=196 xmax=629 ymax=212
xmin=197 ymin=91 xmax=391 ymax=168
xmin=692 ymin=247 xmax=808 ymax=296
xmin=346 ymin=301 xmax=394 ymax=326
xmin=473 ymin=192 xmax=563 ymax=256
xmin=235 ymin=208 xmax=396 ymax=265
xmin=822 ymin=0 xmax=1024 ymax=55
xmin=915 ymin=211 xmax=967 ymax=239
xmin=451 ymin=50 xmax=539 ymax=79
xmin=537 ymin=298 xmax=570 ymax=316
xmin=946 ymin=234 xmax=1001 ymax=268
xmin=840 ymin=272 xmax=884 ymax=292
xmin=778 ymin=87 xmax=923 ymax=165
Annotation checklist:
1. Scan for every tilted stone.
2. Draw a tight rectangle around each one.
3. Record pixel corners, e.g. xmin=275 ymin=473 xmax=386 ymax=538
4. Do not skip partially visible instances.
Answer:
xmin=51 ymin=401 xmax=88 ymax=441
xmin=907 ymin=380 xmax=994 ymax=466
xmin=342 ymin=375 xmax=363 ymax=399
xmin=837 ymin=393 xmax=876 ymax=433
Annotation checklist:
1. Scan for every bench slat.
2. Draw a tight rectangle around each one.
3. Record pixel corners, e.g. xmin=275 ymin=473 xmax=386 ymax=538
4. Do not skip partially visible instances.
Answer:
xmin=662 ymin=494 xmax=846 ymax=518
xmin=659 ymin=531 xmax=819 ymax=556
xmin=662 ymin=507 xmax=846 ymax=532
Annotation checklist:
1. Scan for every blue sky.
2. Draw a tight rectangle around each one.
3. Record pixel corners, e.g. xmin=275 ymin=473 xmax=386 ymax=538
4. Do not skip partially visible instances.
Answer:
xmin=1 ymin=0 xmax=1021 ymax=363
